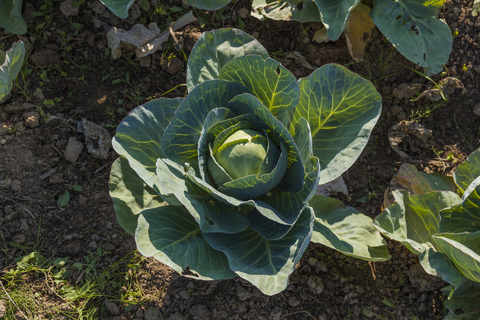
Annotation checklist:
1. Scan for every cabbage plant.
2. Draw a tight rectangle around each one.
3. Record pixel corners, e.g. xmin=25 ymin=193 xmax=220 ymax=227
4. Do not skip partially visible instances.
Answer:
xmin=109 ymin=28 xmax=390 ymax=295
xmin=0 ymin=41 xmax=25 ymax=103
xmin=373 ymin=148 xmax=480 ymax=319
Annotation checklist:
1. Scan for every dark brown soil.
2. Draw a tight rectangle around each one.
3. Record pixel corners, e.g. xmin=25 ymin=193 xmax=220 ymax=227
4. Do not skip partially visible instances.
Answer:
xmin=1 ymin=0 xmax=479 ymax=319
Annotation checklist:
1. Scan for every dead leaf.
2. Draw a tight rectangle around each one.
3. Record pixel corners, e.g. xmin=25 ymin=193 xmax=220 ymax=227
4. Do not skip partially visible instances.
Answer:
xmin=312 ymin=28 xmax=331 ymax=44
xmin=414 ymin=77 xmax=466 ymax=102
xmin=344 ymin=3 xmax=375 ymax=62
xmin=285 ymin=51 xmax=317 ymax=70
xmin=388 ymin=121 xmax=432 ymax=159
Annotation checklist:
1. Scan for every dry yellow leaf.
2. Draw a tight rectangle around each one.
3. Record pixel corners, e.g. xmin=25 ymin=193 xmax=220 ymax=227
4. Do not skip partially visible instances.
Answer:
xmin=344 ymin=3 xmax=375 ymax=62
xmin=312 ymin=28 xmax=331 ymax=44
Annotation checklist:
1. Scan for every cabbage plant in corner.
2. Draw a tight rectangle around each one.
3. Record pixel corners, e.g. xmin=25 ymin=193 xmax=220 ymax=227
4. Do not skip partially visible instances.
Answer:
xmin=373 ymin=148 xmax=480 ymax=319
xmin=109 ymin=28 xmax=390 ymax=295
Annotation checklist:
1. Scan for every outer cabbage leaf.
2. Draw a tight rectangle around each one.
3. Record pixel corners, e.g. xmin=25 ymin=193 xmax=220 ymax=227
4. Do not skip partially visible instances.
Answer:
xmin=391 ymin=163 xmax=455 ymax=195
xmin=0 ymin=41 xmax=25 ymax=102
xmin=219 ymin=56 xmax=299 ymax=127
xmin=442 ymin=279 xmax=480 ymax=320
xmin=155 ymin=158 xmax=250 ymax=234
xmin=373 ymin=190 xmax=461 ymax=255
xmin=135 ymin=205 xmax=236 ymax=280
xmin=371 ymin=0 xmax=452 ymax=75
xmin=99 ymin=0 xmax=135 ymax=18
xmin=0 ymin=0 xmax=27 ymax=34
xmin=161 ymin=80 xmax=250 ymax=169
xmin=202 ymin=206 xmax=314 ymax=295
xmin=313 ymin=0 xmax=361 ymax=41
xmin=433 ymin=231 xmax=480 ymax=283
xmin=185 ymin=0 xmax=231 ymax=10
xmin=454 ymin=148 xmax=480 ymax=195
xmin=109 ymin=157 xmax=165 ymax=235
xmin=292 ymin=64 xmax=382 ymax=184
xmin=251 ymin=0 xmax=321 ymax=23
xmin=187 ymin=29 xmax=269 ymax=92
xmin=439 ymin=183 xmax=480 ymax=234
xmin=112 ymin=97 xmax=182 ymax=196
xmin=310 ymin=194 xmax=390 ymax=261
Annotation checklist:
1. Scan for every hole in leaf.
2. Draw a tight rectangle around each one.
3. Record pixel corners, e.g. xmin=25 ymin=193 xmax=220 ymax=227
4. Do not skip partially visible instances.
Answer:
xmin=274 ymin=65 xmax=281 ymax=75
xmin=296 ymin=2 xmax=304 ymax=10
xmin=395 ymin=14 xmax=402 ymax=20
xmin=410 ymin=24 xmax=419 ymax=35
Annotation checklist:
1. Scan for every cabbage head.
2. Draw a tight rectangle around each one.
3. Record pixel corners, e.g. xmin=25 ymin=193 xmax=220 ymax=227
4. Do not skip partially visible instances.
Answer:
xmin=109 ymin=28 xmax=390 ymax=295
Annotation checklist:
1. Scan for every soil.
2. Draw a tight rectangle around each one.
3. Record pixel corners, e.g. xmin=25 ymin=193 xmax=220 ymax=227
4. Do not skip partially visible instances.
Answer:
xmin=1 ymin=0 xmax=479 ymax=319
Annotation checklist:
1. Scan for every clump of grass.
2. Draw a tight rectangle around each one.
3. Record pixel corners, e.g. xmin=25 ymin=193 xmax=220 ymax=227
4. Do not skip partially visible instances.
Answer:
xmin=0 ymin=245 xmax=151 ymax=319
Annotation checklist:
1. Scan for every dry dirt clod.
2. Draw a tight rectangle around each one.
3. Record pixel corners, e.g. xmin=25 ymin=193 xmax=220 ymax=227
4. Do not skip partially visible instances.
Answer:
xmin=388 ymin=121 xmax=432 ymax=159
xmin=10 ymin=180 xmax=21 ymax=192
xmin=474 ymin=103 xmax=480 ymax=116
xmin=190 ymin=304 xmax=209 ymax=320
xmin=92 ymin=0 xmax=106 ymax=14
xmin=4 ymin=105 xmax=24 ymax=114
xmin=30 ymin=48 xmax=60 ymax=67
xmin=23 ymin=111 xmax=40 ymax=128
xmin=64 ymin=137 xmax=84 ymax=163
xmin=145 ymin=308 xmax=164 ymax=320
xmin=238 ymin=8 xmax=249 ymax=19
xmin=0 ymin=123 xmax=11 ymax=136
xmin=307 ymin=275 xmax=324 ymax=294
xmin=104 ymin=298 xmax=119 ymax=314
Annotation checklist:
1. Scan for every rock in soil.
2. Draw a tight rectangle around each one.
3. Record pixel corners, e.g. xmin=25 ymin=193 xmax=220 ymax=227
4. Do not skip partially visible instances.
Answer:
xmin=23 ymin=112 xmax=40 ymax=128
xmin=144 ymin=308 xmax=164 ymax=320
xmin=60 ymin=0 xmax=80 ymax=16
xmin=166 ymin=57 xmax=183 ymax=75
xmin=104 ymin=298 xmax=119 ymax=314
xmin=30 ymin=49 xmax=60 ymax=67
xmin=64 ymin=137 xmax=84 ymax=163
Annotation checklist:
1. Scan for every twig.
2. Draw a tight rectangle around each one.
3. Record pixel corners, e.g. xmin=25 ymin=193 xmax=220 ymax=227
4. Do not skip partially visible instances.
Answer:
xmin=50 ymin=144 xmax=65 ymax=160
xmin=167 ymin=22 xmax=182 ymax=50
xmin=281 ymin=310 xmax=317 ymax=319
xmin=94 ymin=163 xmax=109 ymax=174
xmin=0 ymin=279 xmax=30 ymax=320
xmin=0 ymin=191 xmax=43 ymax=203
xmin=39 ymin=168 xmax=57 ymax=180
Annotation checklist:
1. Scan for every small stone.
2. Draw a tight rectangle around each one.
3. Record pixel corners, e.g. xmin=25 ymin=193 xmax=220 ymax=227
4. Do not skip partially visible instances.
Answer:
xmin=473 ymin=104 xmax=480 ymax=116
xmin=236 ymin=286 xmax=252 ymax=301
xmin=92 ymin=0 xmax=106 ymax=14
xmin=129 ymin=3 xmax=142 ymax=20
xmin=166 ymin=57 xmax=183 ymax=75
xmin=139 ymin=56 xmax=151 ymax=68
xmin=33 ymin=90 xmax=45 ymax=101
xmin=238 ymin=8 xmax=249 ymax=19
xmin=104 ymin=299 xmax=119 ymax=315
xmin=269 ymin=308 xmax=282 ymax=320
xmin=396 ymin=111 xmax=408 ymax=121
xmin=307 ymin=275 xmax=324 ymax=294
xmin=134 ymin=308 xmax=144 ymax=319
xmin=64 ymin=137 xmax=84 ymax=162
xmin=10 ymin=180 xmax=21 ymax=192
xmin=0 ymin=139 xmax=6 ymax=145
xmin=178 ymin=290 xmax=190 ymax=300
xmin=307 ymin=257 xmax=319 ymax=267
xmin=190 ymin=304 xmax=209 ymax=320
xmin=31 ymin=48 xmax=60 ymax=67
xmin=288 ymin=296 xmax=300 ymax=307
xmin=60 ymin=0 xmax=80 ymax=16
xmin=145 ymin=308 xmax=164 ymax=320
xmin=390 ymin=105 xmax=403 ymax=116
xmin=23 ymin=112 xmax=40 ymax=128
xmin=0 ymin=177 xmax=12 ymax=189
xmin=0 ymin=123 xmax=11 ymax=135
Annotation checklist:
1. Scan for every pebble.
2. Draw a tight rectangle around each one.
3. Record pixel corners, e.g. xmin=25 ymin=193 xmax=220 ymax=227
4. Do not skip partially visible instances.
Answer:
xmin=145 ymin=308 xmax=163 ymax=320
xmin=104 ymin=299 xmax=119 ymax=314
xmin=190 ymin=304 xmax=209 ymax=320
xmin=129 ymin=3 xmax=142 ymax=21
xmin=12 ymin=234 xmax=26 ymax=244
xmin=236 ymin=286 xmax=252 ymax=301
xmin=473 ymin=104 xmax=480 ymax=116
xmin=10 ymin=180 xmax=21 ymax=192
xmin=22 ymin=102 xmax=35 ymax=110
xmin=0 ymin=177 xmax=12 ymax=189
xmin=64 ymin=137 xmax=84 ymax=162
xmin=14 ymin=122 xmax=24 ymax=133
xmin=60 ymin=0 xmax=80 ymax=16
xmin=269 ymin=308 xmax=282 ymax=320
xmin=0 ymin=123 xmax=11 ymax=135
xmin=166 ymin=57 xmax=183 ymax=75
xmin=23 ymin=111 xmax=40 ymax=128
xmin=390 ymin=105 xmax=403 ymax=116
xmin=92 ymin=0 xmax=106 ymax=14
xmin=307 ymin=275 xmax=324 ymax=294
xmin=139 ymin=56 xmax=151 ymax=68
xmin=0 ymin=139 xmax=6 ymax=145
xmin=134 ymin=308 xmax=144 ymax=319
xmin=238 ymin=8 xmax=249 ymax=19
xmin=288 ymin=296 xmax=301 ymax=307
